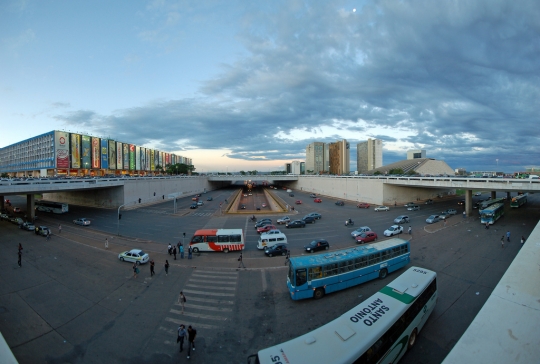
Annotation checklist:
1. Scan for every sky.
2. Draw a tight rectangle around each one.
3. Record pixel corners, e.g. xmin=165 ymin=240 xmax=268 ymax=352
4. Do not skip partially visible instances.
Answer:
xmin=1 ymin=0 xmax=539 ymax=173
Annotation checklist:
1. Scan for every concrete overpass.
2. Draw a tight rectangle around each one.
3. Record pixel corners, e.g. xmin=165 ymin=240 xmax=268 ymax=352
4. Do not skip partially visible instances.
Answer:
xmin=2 ymin=175 xmax=539 ymax=217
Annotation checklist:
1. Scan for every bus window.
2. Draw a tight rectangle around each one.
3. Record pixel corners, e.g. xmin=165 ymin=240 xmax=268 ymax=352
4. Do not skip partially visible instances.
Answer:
xmin=296 ymin=269 xmax=307 ymax=286
xmin=354 ymin=258 xmax=362 ymax=269
xmin=217 ymin=235 xmax=230 ymax=243
xmin=191 ymin=235 xmax=204 ymax=243
xmin=207 ymin=236 xmax=217 ymax=243
xmin=230 ymin=234 xmax=242 ymax=243
xmin=324 ymin=263 xmax=338 ymax=277
xmin=309 ymin=266 xmax=322 ymax=281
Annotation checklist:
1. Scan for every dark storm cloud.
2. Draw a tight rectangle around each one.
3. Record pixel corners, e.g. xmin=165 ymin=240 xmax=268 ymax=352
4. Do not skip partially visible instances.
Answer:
xmin=58 ymin=0 xmax=540 ymax=171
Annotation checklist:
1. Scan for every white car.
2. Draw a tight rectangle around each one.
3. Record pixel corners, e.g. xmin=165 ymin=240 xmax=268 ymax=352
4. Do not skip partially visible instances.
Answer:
xmin=351 ymin=226 xmax=372 ymax=238
xmin=197 ymin=201 xmax=204 ymax=206
xmin=277 ymin=216 xmax=291 ymax=224
xmin=73 ymin=218 xmax=91 ymax=226
xmin=118 ymin=249 xmax=149 ymax=265
xmin=384 ymin=225 xmax=404 ymax=237
xmin=374 ymin=206 xmax=390 ymax=212
xmin=474 ymin=192 xmax=482 ymax=196
xmin=407 ymin=205 xmax=420 ymax=211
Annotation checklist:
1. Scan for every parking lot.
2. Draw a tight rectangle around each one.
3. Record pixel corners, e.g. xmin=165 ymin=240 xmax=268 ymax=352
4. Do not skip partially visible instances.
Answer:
xmin=1 ymin=187 xmax=537 ymax=363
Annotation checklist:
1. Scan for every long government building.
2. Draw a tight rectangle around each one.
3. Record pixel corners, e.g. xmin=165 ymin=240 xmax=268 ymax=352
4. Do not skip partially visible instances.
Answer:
xmin=0 ymin=130 xmax=192 ymax=177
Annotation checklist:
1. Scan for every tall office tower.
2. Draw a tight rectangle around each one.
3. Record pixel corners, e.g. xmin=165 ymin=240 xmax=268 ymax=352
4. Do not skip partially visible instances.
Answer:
xmin=407 ymin=149 xmax=426 ymax=159
xmin=357 ymin=138 xmax=383 ymax=173
xmin=305 ymin=142 xmax=327 ymax=174
xmin=328 ymin=139 xmax=350 ymax=175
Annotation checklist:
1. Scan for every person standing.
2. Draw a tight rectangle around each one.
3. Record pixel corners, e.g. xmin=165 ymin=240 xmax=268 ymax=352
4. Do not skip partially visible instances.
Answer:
xmin=238 ymin=252 xmax=245 ymax=268
xmin=177 ymin=324 xmax=187 ymax=352
xmin=188 ymin=246 xmax=193 ymax=260
xmin=284 ymin=249 xmax=290 ymax=266
xmin=133 ymin=263 xmax=138 ymax=278
xmin=506 ymin=231 xmax=511 ymax=242
xmin=18 ymin=250 xmax=22 ymax=267
xmin=168 ymin=244 xmax=172 ymax=255
xmin=180 ymin=244 xmax=184 ymax=259
xmin=187 ymin=325 xmax=197 ymax=359
xmin=58 ymin=224 xmax=62 ymax=234
xmin=521 ymin=236 xmax=525 ymax=247
xmin=164 ymin=260 xmax=170 ymax=275
xmin=500 ymin=235 xmax=504 ymax=249
xmin=408 ymin=226 xmax=412 ymax=235
xmin=46 ymin=229 xmax=51 ymax=241
xmin=485 ymin=221 xmax=489 ymax=229
xmin=150 ymin=260 xmax=155 ymax=276
xmin=463 ymin=211 xmax=466 ymax=219
xmin=178 ymin=291 xmax=186 ymax=314
xmin=18 ymin=243 xmax=23 ymax=253
xmin=173 ymin=246 xmax=177 ymax=260
xmin=105 ymin=237 xmax=109 ymax=249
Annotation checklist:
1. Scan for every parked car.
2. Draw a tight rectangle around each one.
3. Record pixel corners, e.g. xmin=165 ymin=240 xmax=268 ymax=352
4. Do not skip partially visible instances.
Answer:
xmin=286 ymin=220 xmax=306 ymax=228
xmin=314 ymin=198 xmax=322 ymax=203
xmin=335 ymin=201 xmax=344 ymax=206
xmin=302 ymin=216 xmax=316 ymax=224
xmin=357 ymin=203 xmax=370 ymax=208
xmin=257 ymin=224 xmax=278 ymax=234
xmin=21 ymin=222 xmax=35 ymax=231
xmin=384 ymin=225 xmax=404 ymax=237
xmin=35 ymin=225 xmax=51 ymax=236
xmin=445 ymin=208 xmax=457 ymax=215
xmin=295 ymin=200 xmax=302 ymax=204
xmin=277 ymin=216 xmax=291 ymax=224
xmin=439 ymin=212 xmax=450 ymax=220
xmin=304 ymin=239 xmax=330 ymax=253
xmin=394 ymin=215 xmax=410 ymax=224
xmin=425 ymin=199 xmax=434 ymax=204
xmin=13 ymin=207 xmax=21 ymax=213
xmin=305 ymin=212 xmax=322 ymax=220
xmin=264 ymin=243 xmax=289 ymax=257
xmin=426 ymin=215 xmax=441 ymax=224
xmin=351 ymin=226 xmax=372 ymax=238
xmin=207 ymin=197 xmax=213 ymax=201
xmin=189 ymin=203 xmax=198 ymax=209
xmin=255 ymin=219 xmax=272 ymax=228
xmin=309 ymin=193 xmax=317 ymax=198
xmin=0 ymin=213 xmax=9 ymax=221
xmin=374 ymin=206 xmax=389 ymax=212
xmin=407 ymin=205 xmax=420 ymax=211
xmin=118 ymin=249 xmax=149 ymax=265
xmin=11 ymin=217 xmax=24 ymax=225
xmin=356 ymin=231 xmax=378 ymax=244
xmin=73 ymin=218 xmax=91 ymax=226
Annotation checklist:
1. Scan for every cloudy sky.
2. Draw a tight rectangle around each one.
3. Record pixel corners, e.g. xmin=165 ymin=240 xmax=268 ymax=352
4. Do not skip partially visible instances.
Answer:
xmin=1 ymin=0 xmax=539 ymax=173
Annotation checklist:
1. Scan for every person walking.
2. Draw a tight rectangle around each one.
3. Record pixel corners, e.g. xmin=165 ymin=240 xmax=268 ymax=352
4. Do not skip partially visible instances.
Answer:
xmin=105 ymin=237 xmax=109 ymax=249
xmin=164 ymin=260 xmax=170 ymax=275
xmin=284 ymin=249 xmax=290 ymax=266
xmin=150 ymin=260 xmax=155 ymax=276
xmin=18 ymin=250 xmax=22 ymax=267
xmin=506 ymin=231 xmax=511 ymax=242
xmin=180 ymin=244 xmax=184 ymax=259
xmin=238 ymin=252 xmax=245 ymax=268
xmin=187 ymin=325 xmax=197 ymax=359
xmin=18 ymin=243 xmax=23 ymax=253
xmin=133 ymin=263 xmax=138 ymax=278
xmin=463 ymin=211 xmax=466 ymax=219
xmin=178 ymin=291 xmax=186 ymax=314
xmin=485 ymin=222 xmax=489 ymax=229
xmin=188 ymin=246 xmax=193 ymax=259
xmin=177 ymin=324 xmax=187 ymax=352
xmin=408 ymin=226 xmax=412 ymax=235
xmin=173 ymin=246 xmax=177 ymax=260
xmin=500 ymin=235 xmax=504 ymax=249
xmin=58 ymin=224 xmax=62 ymax=234
xmin=177 ymin=241 xmax=181 ymax=253
xmin=46 ymin=229 xmax=51 ymax=241
xmin=168 ymin=244 xmax=172 ymax=256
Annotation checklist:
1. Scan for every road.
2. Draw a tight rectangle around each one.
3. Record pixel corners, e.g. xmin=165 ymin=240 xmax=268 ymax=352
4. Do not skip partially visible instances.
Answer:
xmin=1 ymin=189 xmax=537 ymax=363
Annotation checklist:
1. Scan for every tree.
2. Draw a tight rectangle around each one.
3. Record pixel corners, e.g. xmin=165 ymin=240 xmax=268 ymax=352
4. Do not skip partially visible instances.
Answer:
xmin=251 ymin=170 xmax=258 ymax=175
xmin=240 ymin=171 xmax=246 ymax=175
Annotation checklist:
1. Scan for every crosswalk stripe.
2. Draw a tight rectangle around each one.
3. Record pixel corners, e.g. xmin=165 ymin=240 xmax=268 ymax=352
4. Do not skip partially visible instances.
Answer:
xmin=194 ymin=270 xmax=238 ymax=276
xmin=182 ymin=296 xmax=235 ymax=305
xmin=165 ymin=317 xmax=219 ymax=330
xmin=182 ymin=289 xmax=235 ymax=297
xmin=185 ymin=284 xmax=236 ymax=291
xmin=170 ymin=309 xmax=229 ymax=321
xmin=189 ymin=278 xmax=237 ymax=285
xmin=174 ymin=303 xmax=233 ymax=312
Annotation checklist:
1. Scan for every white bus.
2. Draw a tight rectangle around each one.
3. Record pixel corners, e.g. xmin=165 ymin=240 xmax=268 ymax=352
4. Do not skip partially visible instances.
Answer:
xmin=248 ymin=266 xmax=437 ymax=364
xmin=189 ymin=228 xmax=244 ymax=253
xmin=35 ymin=200 xmax=69 ymax=214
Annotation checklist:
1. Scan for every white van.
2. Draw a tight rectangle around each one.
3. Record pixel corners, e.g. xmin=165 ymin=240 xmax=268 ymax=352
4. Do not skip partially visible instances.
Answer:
xmin=257 ymin=232 xmax=288 ymax=250
xmin=286 ymin=189 xmax=292 ymax=193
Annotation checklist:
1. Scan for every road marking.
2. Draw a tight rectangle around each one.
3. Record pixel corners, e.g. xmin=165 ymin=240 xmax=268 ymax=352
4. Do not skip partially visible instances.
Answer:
xmin=170 ymin=309 xmax=229 ymax=321
xmin=185 ymin=284 xmax=236 ymax=291
xmin=174 ymin=303 xmax=232 ymax=312
xmin=182 ymin=296 xmax=234 ymax=305
xmin=189 ymin=278 xmax=237 ymax=285
xmin=182 ymin=289 xmax=235 ymax=297
xmin=165 ymin=317 xmax=219 ymax=330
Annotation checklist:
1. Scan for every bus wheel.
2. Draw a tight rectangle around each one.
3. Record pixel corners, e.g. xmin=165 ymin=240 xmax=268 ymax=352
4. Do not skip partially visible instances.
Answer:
xmin=193 ymin=247 xmax=199 ymax=253
xmin=314 ymin=288 xmax=325 ymax=299
xmin=379 ymin=268 xmax=388 ymax=279
xmin=408 ymin=329 xmax=418 ymax=349
xmin=223 ymin=248 xmax=229 ymax=253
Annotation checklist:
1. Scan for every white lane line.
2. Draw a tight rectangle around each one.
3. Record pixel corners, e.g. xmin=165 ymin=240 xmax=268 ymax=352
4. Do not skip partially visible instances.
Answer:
xmin=185 ymin=284 xmax=236 ymax=291
xmin=165 ymin=317 xmax=218 ymax=330
xmin=182 ymin=289 xmax=235 ymax=297
xmin=173 ymin=303 xmax=232 ymax=312
xmin=194 ymin=271 xmax=238 ymax=276
xmin=170 ymin=309 xmax=228 ymax=321
xmin=189 ymin=278 xmax=237 ymax=285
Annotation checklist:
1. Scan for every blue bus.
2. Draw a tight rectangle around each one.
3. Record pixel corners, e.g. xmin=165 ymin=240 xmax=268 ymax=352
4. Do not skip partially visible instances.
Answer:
xmin=287 ymin=238 xmax=410 ymax=300
xmin=479 ymin=197 xmax=505 ymax=210
xmin=480 ymin=202 xmax=505 ymax=225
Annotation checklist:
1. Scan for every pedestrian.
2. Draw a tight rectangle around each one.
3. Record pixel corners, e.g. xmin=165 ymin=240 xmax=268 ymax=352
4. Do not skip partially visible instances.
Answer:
xmin=58 ymin=224 xmax=62 ymax=234
xmin=105 ymin=237 xmax=109 ymax=249
xmin=187 ymin=325 xmax=197 ymax=359
xmin=150 ymin=260 xmax=155 ymax=276
xmin=46 ymin=229 xmax=51 ymax=241
xmin=188 ymin=246 xmax=193 ymax=259
xmin=501 ymin=235 xmax=504 ymax=249
xmin=168 ymin=243 xmax=172 ymax=255
xmin=238 ymin=252 xmax=245 ymax=268
xmin=394 ymin=201 xmax=397 ymax=207
xmin=18 ymin=243 xmax=23 ymax=253
xmin=408 ymin=226 xmax=412 ymax=235
xmin=177 ymin=324 xmax=187 ymax=352
xmin=177 ymin=241 xmax=181 ymax=252
xmin=506 ymin=231 xmax=511 ymax=242
xmin=180 ymin=244 xmax=184 ymax=259
xmin=178 ymin=291 xmax=186 ymax=314
xmin=463 ymin=211 xmax=466 ymax=219
xmin=444 ymin=219 xmax=447 ymax=227
xmin=133 ymin=263 xmax=138 ymax=278
xmin=521 ymin=236 xmax=525 ymax=247
xmin=485 ymin=222 xmax=489 ymax=229
xmin=284 ymin=249 xmax=290 ymax=266
xmin=165 ymin=260 xmax=170 ymax=275
xmin=18 ymin=250 xmax=22 ymax=267
xmin=173 ymin=246 xmax=177 ymax=260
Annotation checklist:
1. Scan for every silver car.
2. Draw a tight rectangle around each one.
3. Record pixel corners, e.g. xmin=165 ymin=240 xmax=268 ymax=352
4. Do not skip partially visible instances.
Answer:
xmin=394 ymin=215 xmax=410 ymax=224
xmin=351 ymin=226 xmax=372 ymax=238
xmin=426 ymin=215 xmax=441 ymax=224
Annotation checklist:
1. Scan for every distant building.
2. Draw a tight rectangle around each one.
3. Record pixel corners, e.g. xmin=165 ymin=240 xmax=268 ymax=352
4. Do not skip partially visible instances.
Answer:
xmin=455 ymin=168 xmax=467 ymax=176
xmin=305 ymin=142 xmax=327 ymax=174
xmin=284 ymin=161 xmax=303 ymax=174
xmin=329 ymin=139 xmax=350 ymax=175
xmin=357 ymin=138 xmax=383 ymax=174
xmin=407 ymin=149 xmax=426 ymax=159
xmin=370 ymin=158 xmax=454 ymax=176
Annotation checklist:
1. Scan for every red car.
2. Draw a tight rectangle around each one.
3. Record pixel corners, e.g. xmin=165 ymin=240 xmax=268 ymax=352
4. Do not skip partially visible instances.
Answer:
xmin=257 ymin=224 xmax=277 ymax=234
xmin=314 ymin=198 xmax=322 ymax=203
xmin=295 ymin=200 xmax=302 ymax=204
xmin=355 ymin=231 xmax=378 ymax=244
xmin=357 ymin=203 xmax=370 ymax=208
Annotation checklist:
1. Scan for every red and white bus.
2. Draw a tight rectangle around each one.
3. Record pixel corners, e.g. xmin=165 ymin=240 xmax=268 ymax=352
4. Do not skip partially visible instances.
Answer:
xmin=189 ymin=229 xmax=244 ymax=253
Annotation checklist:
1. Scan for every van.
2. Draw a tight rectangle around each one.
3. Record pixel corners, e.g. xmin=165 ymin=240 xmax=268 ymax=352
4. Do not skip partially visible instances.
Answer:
xmin=257 ymin=232 xmax=287 ymax=250
xmin=286 ymin=189 xmax=292 ymax=193
xmin=529 ymin=175 xmax=539 ymax=179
